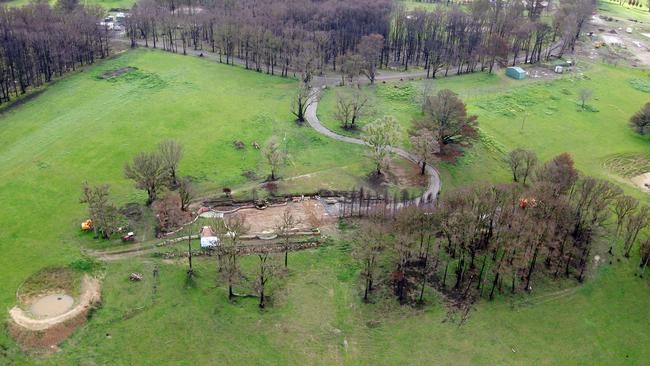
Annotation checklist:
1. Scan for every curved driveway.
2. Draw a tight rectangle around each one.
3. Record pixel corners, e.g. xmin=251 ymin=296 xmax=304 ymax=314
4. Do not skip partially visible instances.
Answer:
xmin=305 ymin=77 xmax=441 ymax=203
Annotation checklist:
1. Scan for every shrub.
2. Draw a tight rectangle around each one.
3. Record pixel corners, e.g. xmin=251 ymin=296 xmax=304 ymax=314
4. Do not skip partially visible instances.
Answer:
xmin=628 ymin=78 xmax=650 ymax=93
xmin=70 ymin=257 xmax=101 ymax=272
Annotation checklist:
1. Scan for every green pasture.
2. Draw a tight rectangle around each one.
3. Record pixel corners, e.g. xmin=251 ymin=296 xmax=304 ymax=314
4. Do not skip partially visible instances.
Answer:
xmin=319 ymin=62 xmax=650 ymax=196
xmin=1 ymin=237 xmax=645 ymax=365
xmin=0 ymin=48 xmax=416 ymax=362
xmin=0 ymin=39 xmax=648 ymax=366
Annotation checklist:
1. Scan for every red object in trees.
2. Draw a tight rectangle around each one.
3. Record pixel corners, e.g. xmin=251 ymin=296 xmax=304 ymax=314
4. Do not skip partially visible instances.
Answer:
xmin=122 ymin=232 xmax=135 ymax=242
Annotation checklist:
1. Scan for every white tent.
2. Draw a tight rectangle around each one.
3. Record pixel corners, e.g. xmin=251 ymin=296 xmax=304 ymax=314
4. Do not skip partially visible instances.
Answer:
xmin=200 ymin=226 xmax=220 ymax=248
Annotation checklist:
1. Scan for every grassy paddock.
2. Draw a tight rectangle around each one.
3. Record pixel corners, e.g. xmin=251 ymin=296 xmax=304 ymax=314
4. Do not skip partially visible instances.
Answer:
xmin=1 ymin=238 xmax=644 ymax=365
xmin=319 ymin=62 xmax=650 ymax=196
xmin=0 ymin=48 xmax=413 ymax=361
xmin=0 ymin=37 xmax=648 ymax=366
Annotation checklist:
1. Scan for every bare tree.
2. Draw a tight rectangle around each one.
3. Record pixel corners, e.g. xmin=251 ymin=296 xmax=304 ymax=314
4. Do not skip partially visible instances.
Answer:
xmin=80 ymin=182 xmax=127 ymax=239
xmin=336 ymin=90 xmax=370 ymax=130
xmin=534 ymin=153 xmax=579 ymax=196
xmin=178 ymin=177 xmax=194 ymax=211
xmin=349 ymin=90 xmax=370 ymax=129
xmin=216 ymin=214 xmax=248 ymax=299
xmin=262 ymin=136 xmax=287 ymax=181
xmin=358 ymin=33 xmax=384 ymax=84
xmin=334 ymin=93 xmax=353 ymax=129
xmin=361 ymin=116 xmax=400 ymax=176
xmin=124 ymin=151 xmax=168 ymax=206
xmin=352 ymin=212 xmax=387 ymax=302
xmin=158 ymin=139 xmax=183 ymax=187
xmin=612 ymin=195 xmax=639 ymax=238
xmin=291 ymin=82 xmax=318 ymax=123
xmin=153 ymin=191 xmax=190 ymax=233
xmin=409 ymin=129 xmax=439 ymax=175
xmin=337 ymin=53 xmax=364 ymax=85
xmin=255 ymin=250 xmax=282 ymax=309
xmin=622 ymin=206 xmax=650 ymax=258
xmin=276 ymin=209 xmax=299 ymax=268
xmin=577 ymin=88 xmax=593 ymax=110
xmin=507 ymin=148 xmax=537 ymax=184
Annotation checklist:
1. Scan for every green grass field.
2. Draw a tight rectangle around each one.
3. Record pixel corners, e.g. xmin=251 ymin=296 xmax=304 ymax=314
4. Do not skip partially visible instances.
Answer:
xmin=0 ymin=48 xmax=417 ymax=363
xmin=598 ymin=0 xmax=650 ymax=22
xmin=0 ymin=47 xmax=649 ymax=365
xmin=2 ymin=236 xmax=646 ymax=365
xmin=319 ymin=63 xmax=650 ymax=197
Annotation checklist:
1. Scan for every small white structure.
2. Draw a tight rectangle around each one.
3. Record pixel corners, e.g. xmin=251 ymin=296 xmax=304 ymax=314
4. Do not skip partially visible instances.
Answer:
xmin=626 ymin=27 xmax=633 ymax=34
xmin=554 ymin=65 xmax=564 ymax=73
xmin=200 ymin=226 xmax=220 ymax=248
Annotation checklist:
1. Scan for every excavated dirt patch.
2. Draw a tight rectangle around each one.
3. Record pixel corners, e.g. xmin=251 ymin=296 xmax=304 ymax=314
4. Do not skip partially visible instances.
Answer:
xmin=631 ymin=172 xmax=650 ymax=193
xmin=9 ymin=275 xmax=101 ymax=349
xmin=226 ymin=201 xmax=332 ymax=234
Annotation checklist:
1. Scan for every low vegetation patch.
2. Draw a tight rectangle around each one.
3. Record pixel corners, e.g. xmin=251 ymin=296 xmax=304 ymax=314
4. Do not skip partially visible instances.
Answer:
xmin=376 ymin=82 xmax=417 ymax=101
xmin=97 ymin=67 xmax=137 ymax=80
xmin=627 ymin=78 xmax=650 ymax=93
xmin=16 ymin=267 xmax=80 ymax=305
xmin=97 ymin=66 xmax=166 ymax=89
xmin=604 ymin=153 xmax=650 ymax=177
xmin=474 ymin=88 xmax=543 ymax=117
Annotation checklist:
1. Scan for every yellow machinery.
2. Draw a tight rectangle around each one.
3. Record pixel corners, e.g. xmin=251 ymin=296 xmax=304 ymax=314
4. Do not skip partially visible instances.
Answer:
xmin=81 ymin=219 xmax=93 ymax=231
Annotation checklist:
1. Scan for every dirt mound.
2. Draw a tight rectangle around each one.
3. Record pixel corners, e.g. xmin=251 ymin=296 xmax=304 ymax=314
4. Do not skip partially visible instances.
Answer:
xmin=8 ymin=275 xmax=101 ymax=349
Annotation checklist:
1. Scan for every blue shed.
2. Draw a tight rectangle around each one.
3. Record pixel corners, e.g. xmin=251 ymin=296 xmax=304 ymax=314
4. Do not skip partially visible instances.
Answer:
xmin=506 ymin=66 xmax=527 ymax=80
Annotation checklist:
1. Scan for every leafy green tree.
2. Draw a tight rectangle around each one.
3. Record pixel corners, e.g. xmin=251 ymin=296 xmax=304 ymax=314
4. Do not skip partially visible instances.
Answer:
xmin=362 ymin=116 xmax=400 ymax=176
xmin=415 ymin=89 xmax=477 ymax=146
xmin=80 ymin=182 xmax=127 ymax=239
xmin=124 ymin=151 xmax=168 ymax=205
xmin=262 ymin=136 xmax=287 ymax=181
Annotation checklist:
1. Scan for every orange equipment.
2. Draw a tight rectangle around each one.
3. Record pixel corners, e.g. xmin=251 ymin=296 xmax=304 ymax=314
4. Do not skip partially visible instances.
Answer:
xmin=81 ymin=219 xmax=93 ymax=231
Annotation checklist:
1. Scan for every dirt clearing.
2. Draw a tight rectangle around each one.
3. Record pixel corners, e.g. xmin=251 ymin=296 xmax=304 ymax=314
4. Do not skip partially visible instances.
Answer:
xmin=226 ymin=200 xmax=333 ymax=234
xmin=631 ymin=172 xmax=650 ymax=193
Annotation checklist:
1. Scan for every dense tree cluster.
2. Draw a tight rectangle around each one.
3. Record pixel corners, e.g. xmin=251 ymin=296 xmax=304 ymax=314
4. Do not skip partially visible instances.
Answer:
xmin=349 ymin=153 xmax=649 ymax=305
xmin=0 ymin=3 xmax=109 ymax=105
xmin=126 ymin=0 xmax=392 ymax=76
xmin=125 ymin=0 xmax=594 ymax=79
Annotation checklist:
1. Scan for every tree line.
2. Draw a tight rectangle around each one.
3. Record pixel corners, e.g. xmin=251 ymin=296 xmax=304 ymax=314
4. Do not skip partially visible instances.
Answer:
xmin=0 ymin=3 xmax=109 ymax=105
xmin=125 ymin=0 xmax=595 ymax=80
xmin=349 ymin=152 xmax=650 ymax=306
